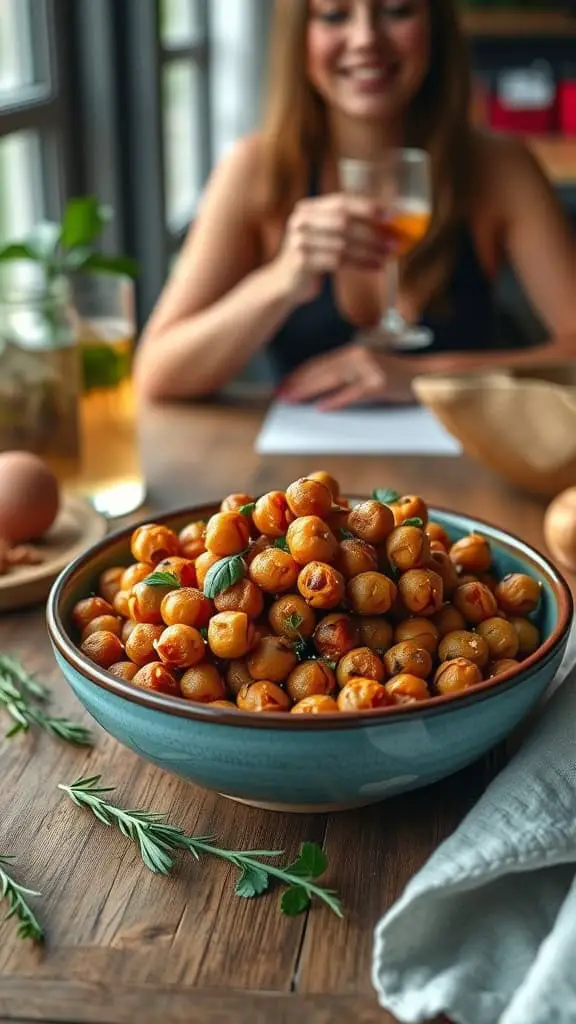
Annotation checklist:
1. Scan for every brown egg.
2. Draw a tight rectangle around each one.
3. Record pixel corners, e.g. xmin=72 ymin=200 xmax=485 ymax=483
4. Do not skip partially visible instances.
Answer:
xmin=0 ymin=451 xmax=59 ymax=544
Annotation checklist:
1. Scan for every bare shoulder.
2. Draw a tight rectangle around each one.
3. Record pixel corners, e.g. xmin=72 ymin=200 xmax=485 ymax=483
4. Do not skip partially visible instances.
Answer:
xmin=203 ymin=132 xmax=264 ymax=210
xmin=473 ymin=130 xmax=550 ymax=203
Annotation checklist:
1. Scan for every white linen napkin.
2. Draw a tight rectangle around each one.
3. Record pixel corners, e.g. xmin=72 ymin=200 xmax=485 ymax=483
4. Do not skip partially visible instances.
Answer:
xmin=372 ymin=625 xmax=576 ymax=1024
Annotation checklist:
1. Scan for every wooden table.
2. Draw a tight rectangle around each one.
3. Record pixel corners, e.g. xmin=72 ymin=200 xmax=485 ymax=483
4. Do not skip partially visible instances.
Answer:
xmin=1 ymin=401 xmax=571 ymax=1024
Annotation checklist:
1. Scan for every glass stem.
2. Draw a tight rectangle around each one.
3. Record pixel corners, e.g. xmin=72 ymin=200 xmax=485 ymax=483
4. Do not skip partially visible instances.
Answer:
xmin=379 ymin=258 xmax=406 ymax=335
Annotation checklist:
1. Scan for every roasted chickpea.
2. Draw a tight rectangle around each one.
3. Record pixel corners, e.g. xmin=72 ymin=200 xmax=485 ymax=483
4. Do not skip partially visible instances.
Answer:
xmin=113 ymin=590 xmax=131 ymax=618
xmin=286 ymin=660 xmax=336 ymax=702
xmin=478 ymin=572 xmax=498 ymax=593
xmin=291 ymin=695 xmax=339 ymax=714
xmin=220 ymin=492 xmax=254 ymax=514
xmin=431 ymin=603 xmax=467 ymax=637
xmin=348 ymin=500 xmax=395 ymax=544
xmin=132 ymin=662 xmax=180 ymax=696
xmin=208 ymin=611 xmax=255 ymax=659
xmin=389 ymin=495 xmax=428 ymax=527
xmin=244 ymin=535 xmax=274 ymax=566
xmin=129 ymin=580 xmax=175 ymax=625
xmin=125 ymin=623 xmax=165 ymax=666
xmin=108 ymin=661 xmax=139 ymax=682
xmin=398 ymin=569 xmax=443 ymax=617
xmin=252 ymin=491 xmax=291 ymax=538
xmin=286 ymin=477 xmax=333 ymax=519
xmin=298 ymin=561 xmax=346 ymax=609
xmin=476 ymin=617 xmax=520 ymax=660
xmin=449 ymin=533 xmax=492 ymax=573
xmin=429 ymin=550 xmax=459 ymax=597
xmin=121 ymin=562 xmax=152 ymax=591
xmin=337 ymin=678 xmax=391 ymax=711
xmin=194 ymin=550 xmax=222 ymax=589
xmin=286 ymin=515 xmax=338 ymax=566
xmin=80 ymin=630 xmax=124 ymax=668
xmin=226 ymin=659 xmax=253 ymax=696
xmin=452 ymin=581 xmax=498 ymax=624
xmin=394 ymin=617 xmax=439 ymax=655
xmin=268 ymin=595 xmax=316 ymax=639
xmin=385 ymin=525 xmax=430 ymax=571
xmin=336 ymin=647 xmax=385 ymax=688
xmin=72 ymin=596 xmax=114 ymax=631
xmin=429 ymin=540 xmax=448 ymax=555
xmin=179 ymin=521 xmax=207 ymax=559
xmin=130 ymin=524 xmax=180 ymax=565
xmin=488 ymin=658 xmax=521 ymax=678
xmin=325 ymin=504 xmax=351 ymax=535
xmin=307 ymin=470 xmax=340 ymax=501
xmin=495 ymin=573 xmax=541 ymax=616
xmin=509 ymin=616 xmax=541 ymax=657
xmin=155 ymin=556 xmax=197 ymax=588
xmin=334 ymin=538 xmax=378 ymax=579
xmin=214 ymin=578 xmax=264 ymax=618
xmin=180 ymin=663 xmax=227 ymax=702
xmin=121 ymin=618 xmax=138 ymax=644
xmin=237 ymin=681 xmax=291 ymax=712
xmin=98 ymin=566 xmax=124 ymax=604
xmin=161 ymin=587 xmax=213 ymax=628
xmin=385 ymin=674 xmax=430 ymax=705
xmin=248 ymin=548 xmax=300 ymax=594
xmin=434 ymin=658 xmax=483 ymax=695
xmin=438 ymin=630 xmax=489 ymax=669
xmin=346 ymin=571 xmax=397 ymax=616
xmin=154 ymin=624 xmax=206 ymax=669
xmin=205 ymin=512 xmax=250 ymax=557
xmin=313 ymin=612 xmax=360 ymax=659
xmin=81 ymin=615 xmax=122 ymax=641
xmin=425 ymin=522 xmax=451 ymax=552
xmin=247 ymin=635 xmax=298 ymax=682
xmin=383 ymin=641 xmax=433 ymax=680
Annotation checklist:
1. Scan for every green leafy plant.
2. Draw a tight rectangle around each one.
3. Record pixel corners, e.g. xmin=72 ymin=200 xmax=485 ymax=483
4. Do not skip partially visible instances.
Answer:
xmin=0 ymin=855 xmax=44 ymax=943
xmin=274 ymin=537 xmax=290 ymax=552
xmin=203 ymin=554 xmax=248 ymax=599
xmin=372 ymin=488 xmax=400 ymax=505
xmin=144 ymin=571 xmax=181 ymax=589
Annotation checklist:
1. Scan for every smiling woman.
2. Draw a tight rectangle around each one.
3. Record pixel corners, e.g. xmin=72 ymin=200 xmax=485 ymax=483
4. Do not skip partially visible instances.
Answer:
xmin=134 ymin=0 xmax=576 ymax=410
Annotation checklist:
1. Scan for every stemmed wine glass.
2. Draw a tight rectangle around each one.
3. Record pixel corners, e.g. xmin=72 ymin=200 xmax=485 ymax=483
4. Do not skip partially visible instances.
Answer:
xmin=339 ymin=149 xmax=433 ymax=350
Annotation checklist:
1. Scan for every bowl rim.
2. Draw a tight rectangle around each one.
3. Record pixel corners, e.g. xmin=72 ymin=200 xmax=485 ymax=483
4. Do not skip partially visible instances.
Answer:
xmin=46 ymin=500 xmax=574 ymax=732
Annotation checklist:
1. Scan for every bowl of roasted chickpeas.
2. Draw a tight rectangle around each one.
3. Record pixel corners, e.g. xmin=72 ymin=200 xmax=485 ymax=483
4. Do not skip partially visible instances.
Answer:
xmin=46 ymin=473 xmax=572 ymax=812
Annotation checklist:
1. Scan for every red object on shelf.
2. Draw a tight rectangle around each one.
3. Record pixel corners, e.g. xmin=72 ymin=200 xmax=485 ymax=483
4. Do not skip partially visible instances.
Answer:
xmin=488 ymin=64 xmax=558 ymax=136
xmin=489 ymin=99 xmax=557 ymax=134
xmin=558 ymin=81 xmax=576 ymax=136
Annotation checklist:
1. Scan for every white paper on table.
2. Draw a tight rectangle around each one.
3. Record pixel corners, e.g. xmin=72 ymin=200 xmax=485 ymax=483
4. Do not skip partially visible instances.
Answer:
xmin=255 ymin=401 xmax=462 ymax=456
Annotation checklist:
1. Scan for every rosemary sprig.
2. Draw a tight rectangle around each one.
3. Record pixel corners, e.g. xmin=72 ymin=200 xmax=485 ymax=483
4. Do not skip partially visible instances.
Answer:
xmin=0 ymin=855 xmax=44 ymax=943
xmin=0 ymin=655 xmax=49 ymax=701
xmin=0 ymin=669 xmax=93 ymax=747
xmin=59 ymin=775 xmax=342 ymax=917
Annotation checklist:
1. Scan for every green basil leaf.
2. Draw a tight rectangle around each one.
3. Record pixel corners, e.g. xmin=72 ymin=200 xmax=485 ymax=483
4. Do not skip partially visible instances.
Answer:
xmin=61 ymin=196 xmax=105 ymax=249
xmin=403 ymin=517 xmax=424 ymax=528
xmin=372 ymin=488 xmax=400 ymax=505
xmin=0 ymin=242 xmax=39 ymax=262
xmin=203 ymin=554 xmax=246 ymax=599
xmin=238 ymin=502 xmax=256 ymax=517
xmin=144 ymin=571 xmax=180 ymax=588
xmin=79 ymin=252 xmax=140 ymax=279
xmin=274 ymin=537 xmax=290 ymax=552
xmin=281 ymin=886 xmax=311 ymax=917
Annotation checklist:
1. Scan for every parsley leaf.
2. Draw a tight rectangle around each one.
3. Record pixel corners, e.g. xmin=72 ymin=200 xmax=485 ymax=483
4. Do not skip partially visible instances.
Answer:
xmin=235 ymin=866 xmax=270 ymax=898
xmin=372 ymin=488 xmax=400 ymax=505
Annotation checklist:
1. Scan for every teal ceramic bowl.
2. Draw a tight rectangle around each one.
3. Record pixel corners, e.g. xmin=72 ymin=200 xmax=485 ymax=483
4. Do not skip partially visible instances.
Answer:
xmin=46 ymin=502 xmax=572 ymax=812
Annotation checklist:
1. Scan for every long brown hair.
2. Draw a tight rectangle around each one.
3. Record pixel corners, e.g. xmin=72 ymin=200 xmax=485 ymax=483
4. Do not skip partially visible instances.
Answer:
xmin=260 ymin=0 xmax=477 ymax=305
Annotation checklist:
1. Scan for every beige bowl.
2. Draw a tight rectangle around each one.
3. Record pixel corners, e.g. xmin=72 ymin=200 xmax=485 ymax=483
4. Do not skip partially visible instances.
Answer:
xmin=413 ymin=364 xmax=576 ymax=497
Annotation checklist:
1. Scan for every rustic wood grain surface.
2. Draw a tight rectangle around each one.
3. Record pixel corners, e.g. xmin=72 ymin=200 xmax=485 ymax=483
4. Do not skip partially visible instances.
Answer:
xmin=0 ymin=400 xmax=571 ymax=1024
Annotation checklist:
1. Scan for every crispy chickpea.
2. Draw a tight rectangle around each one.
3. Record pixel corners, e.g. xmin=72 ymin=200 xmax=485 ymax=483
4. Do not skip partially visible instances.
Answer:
xmin=129 ymin=580 xmax=175 ymax=625
xmin=154 ymin=624 xmax=206 ymax=669
xmin=509 ymin=616 xmax=541 ymax=657
xmin=226 ymin=659 xmax=253 ymax=696
xmin=180 ymin=663 xmax=226 ymax=702
xmin=348 ymin=500 xmax=395 ymax=544
xmin=478 ymin=572 xmax=498 ymax=593
xmin=80 ymin=630 xmax=124 ymax=668
xmin=268 ymin=595 xmax=316 ymax=639
xmin=205 ymin=512 xmax=250 ymax=557
xmin=113 ymin=590 xmax=131 ymax=618
xmin=108 ymin=661 xmax=139 ymax=682
xmin=72 ymin=596 xmax=114 ymax=631
xmin=389 ymin=495 xmax=429 ymax=527
xmin=244 ymin=535 xmax=274 ymax=566
xmin=121 ymin=562 xmax=152 ymax=591
xmin=434 ymin=658 xmax=483 ymax=695
xmin=98 ymin=566 xmax=124 ymax=604
xmin=394 ymin=617 xmax=439 ymax=655
xmin=132 ymin=662 xmax=180 ymax=696
xmin=307 ymin=470 xmax=340 ymax=501
xmin=346 ymin=571 xmax=397 ymax=616
xmin=398 ymin=569 xmax=443 ymax=617
xmin=286 ymin=477 xmax=333 ymax=518
xmin=476 ymin=617 xmax=519 ymax=660
xmin=248 ymin=548 xmax=300 ymax=594
xmin=336 ymin=647 xmax=385 ymax=689
xmin=214 ymin=578 xmax=264 ymax=618
xmin=286 ymin=515 xmax=338 ymax=566
xmin=298 ymin=561 xmax=346 ymax=609
xmin=220 ymin=492 xmax=254 ymax=514
xmin=453 ymin=581 xmax=498 ymax=625
xmin=325 ymin=504 xmax=351 ymax=535
xmin=291 ymin=695 xmax=339 ymax=714
xmin=161 ymin=587 xmax=213 ymax=628
xmin=385 ymin=674 xmax=430 ymax=705
xmin=337 ymin=678 xmax=391 ymax=711
xmin=385 ymin=525 xmax=430 ymax=572
xmin=155 ymin=556 xmax=197 ymax=588
xmin=179 ymin=521 xmax=207 ymax=559
xmin=286 ymin=660 xmax=336 ymax=702
xmin=209 ymin=700 xmax=238 ymax=709
xmin=247 ymin=635 xmax=298 ymax=682
xmin=237 ymin=681 xmax=291 ymax=712
xmin=121 ymin=618 xmax=138 ymax=644
xmin=383 ymin=641 xmax=433 ymax=680
xmin=130 ymin=524 xmax=180 ymax=565
xmin=438 ymin=630 xmax=489 ymax=669
xmin=449 ymin=533 xmax=492 ymax=573
xmin=81 ymin=615 xmax=122 ymax=642
xmin=334 ymin=538 xmax=378 ymax=579
xmin=352 ymin=616 xmax=393 ymax=653
xmin=194 ymin=550 xmax=222 ymax=589
xmin=208 ymin=611 xmax=255 ymax=659
xmin=429 ymin=550 xmax=459 ymax=597
xmin=495 ymin=573 xmax=541 ymax=616
xmin=426 ymin=522 xmax=451 ymax=552
xmin=429 ymin=540 xmax=448 ymax=556
xmin=488 ymin=658 xmax=521 ymax=678
xmin=432 ymin=603 xmax=467 ymax=637
xmin=457 ymin=574 xmax=481 ymax=586
xmin=313 ymin=612 xmax=360 ymax=659
xmin=252 ymin=491 xmax=291 ymax=538
xmin=125 ymin=623 xmax=165 ymax=666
